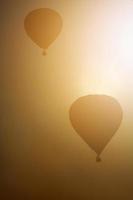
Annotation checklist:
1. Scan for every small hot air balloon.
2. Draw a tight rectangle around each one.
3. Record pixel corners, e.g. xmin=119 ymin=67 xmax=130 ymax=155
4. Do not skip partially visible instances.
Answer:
xmin=24 ymin=8 xmax=63 ymax=55
xmin=69 ymin=95 xmax=123 ymax=162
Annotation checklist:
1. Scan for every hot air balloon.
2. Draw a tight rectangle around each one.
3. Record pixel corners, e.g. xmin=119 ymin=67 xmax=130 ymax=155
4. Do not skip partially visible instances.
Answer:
xmin=69 ymin=95 xmax=123 ymax=162
xmin=24 ymin=8 xmax=63 ymax=55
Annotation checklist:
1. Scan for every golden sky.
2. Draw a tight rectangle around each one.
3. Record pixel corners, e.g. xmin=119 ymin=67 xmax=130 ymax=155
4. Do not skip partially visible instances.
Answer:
xmin=1 ymin=0 xmax=133 ymax=199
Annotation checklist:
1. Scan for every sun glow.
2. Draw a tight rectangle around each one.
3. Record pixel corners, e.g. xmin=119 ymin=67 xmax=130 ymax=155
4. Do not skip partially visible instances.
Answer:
xmin=82 ymin=1 xmax=133 ymax=96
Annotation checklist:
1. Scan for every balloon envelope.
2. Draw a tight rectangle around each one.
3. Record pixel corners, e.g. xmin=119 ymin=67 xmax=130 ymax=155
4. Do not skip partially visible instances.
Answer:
xmin=24 ymin=8 xmax=63 ymax=51
xmin=69 ymin=95 xmax=123 ymax=161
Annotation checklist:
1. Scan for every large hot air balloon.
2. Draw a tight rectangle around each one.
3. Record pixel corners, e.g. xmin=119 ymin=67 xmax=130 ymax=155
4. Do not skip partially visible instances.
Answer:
xmin=24 ymin=8 xmax=63 ymax=55
xmin=69 ymin=95 xmax=123 ymax=162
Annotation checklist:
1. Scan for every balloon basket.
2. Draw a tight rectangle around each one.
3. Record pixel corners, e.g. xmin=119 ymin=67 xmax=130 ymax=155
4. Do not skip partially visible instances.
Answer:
xmin=43 ymin=50 xmax=47 ymax=56
xmin=96 ymin=155 xmax=102 ymax=163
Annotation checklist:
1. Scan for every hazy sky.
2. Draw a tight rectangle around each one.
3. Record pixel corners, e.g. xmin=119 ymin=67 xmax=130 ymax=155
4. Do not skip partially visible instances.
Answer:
xmin=1 ymin=0 xmax=133 ymax=199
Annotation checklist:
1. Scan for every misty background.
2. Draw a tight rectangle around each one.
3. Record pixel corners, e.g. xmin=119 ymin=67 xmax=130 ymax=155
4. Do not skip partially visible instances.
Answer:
xmin=1 ymin=0 xmax=133 ymax=199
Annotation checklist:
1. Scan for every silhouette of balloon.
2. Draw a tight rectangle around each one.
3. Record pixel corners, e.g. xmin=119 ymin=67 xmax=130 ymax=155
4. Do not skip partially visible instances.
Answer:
xmin=69 ymin=95 xmax=123 ymax=162
xmin=24 ymin=8 xmax=63 ymax=55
